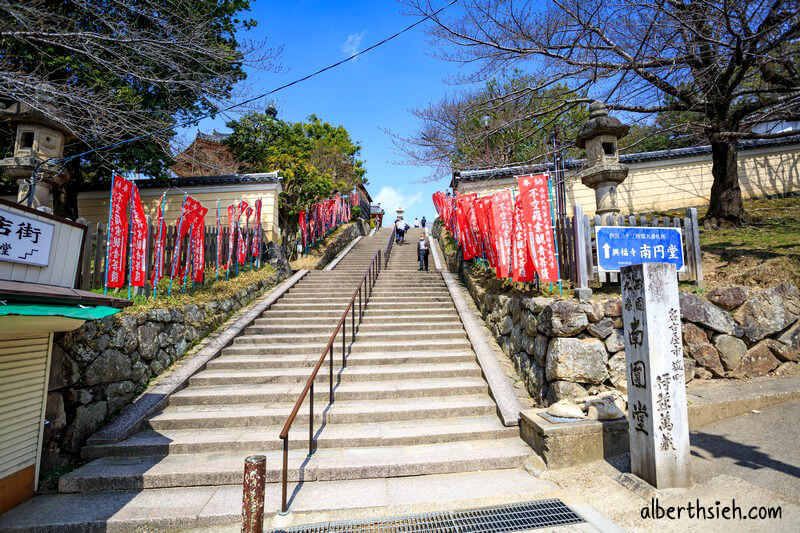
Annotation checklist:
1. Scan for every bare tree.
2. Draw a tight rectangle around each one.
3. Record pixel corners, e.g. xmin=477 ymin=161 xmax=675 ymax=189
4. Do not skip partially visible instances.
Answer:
xmin=403 ymin=0 xmax=800 ymax=224
xmin=388 ymin=73 xmax=590 ymax=182
xmin=0 ymin=0 xmax=280 ymax=161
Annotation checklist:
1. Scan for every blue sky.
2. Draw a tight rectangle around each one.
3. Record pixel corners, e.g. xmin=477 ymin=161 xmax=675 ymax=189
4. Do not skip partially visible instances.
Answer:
xmin=186 ymin=0 xmax=469 ymax=224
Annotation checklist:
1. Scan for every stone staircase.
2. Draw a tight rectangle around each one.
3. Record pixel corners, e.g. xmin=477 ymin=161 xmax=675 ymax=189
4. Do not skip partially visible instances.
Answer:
xmin=49 ymin=225 xmax=532 ymax=523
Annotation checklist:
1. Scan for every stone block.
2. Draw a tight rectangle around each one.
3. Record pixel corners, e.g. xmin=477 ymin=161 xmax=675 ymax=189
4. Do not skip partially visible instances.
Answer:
xmin=581 ymin=301 xmax=605 ymax=322
xmin=538 ymin=300 xmax=588 ymax=336
xmin=686 ymin=343 xmax=724 ymax=377
xmin=679 ymin=292 xmax=739 ymax=335
xmin=520 ymin=410 xmax=629 ymax=469
xmin=137 ymin=322 xmax=161 ymax=361
xmin=63 ymin=401 xmax=107 ymax=453
xmin=545 ymin=380 xmax=587 ymax=404
xmin=605 ymin=329 xmax=624 ymax=353
xmin=740 ymin=283 xmax=800 ymax=342
xmin=732 ymin=341 xmax=781 ymax=378
xmin=587 ymin=317 xmax=614 ymax=339
xmin=84 ymin=349 xmax=132 ymax=386
xmin=713 ymin=334 xmax=747 ymax=370
xmin=546 ymin=337 xmax=609 ymax=384
xmin=682 ymin=323 xmax=708 ymax=345
xmin=602 ymin=298 xmax=622 ymax=317
xmin=706 ymin=286 xmax=749 ymax=310
xmin=532 ymin=335 xmax=548 ymax=366
xmin=607 ymin=350 xmax=627 ymax=390
xmin=106 ymin=380 xmax=137 ymax=414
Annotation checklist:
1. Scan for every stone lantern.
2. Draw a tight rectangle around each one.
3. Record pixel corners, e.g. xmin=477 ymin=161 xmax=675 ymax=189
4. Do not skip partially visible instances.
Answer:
xmin=573 ymin=101 xmax=630 ymax=216
xmin=0 ymin=101 xmax=74 ymax=208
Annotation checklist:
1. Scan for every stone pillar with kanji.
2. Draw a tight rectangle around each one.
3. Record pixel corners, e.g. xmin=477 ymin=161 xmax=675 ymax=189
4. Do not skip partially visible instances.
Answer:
xmin=621 ymin=262 xmax=691 ymax=488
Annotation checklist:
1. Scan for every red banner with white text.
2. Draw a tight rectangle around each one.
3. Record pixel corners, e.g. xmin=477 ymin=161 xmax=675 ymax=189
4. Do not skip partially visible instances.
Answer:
xmin=489 ymin=190 xmax=514 ymax=279
xmin=518 ymin=174 xmax=559 ymax=282
xmin=106 ymin=175 xmax=134 ymax=289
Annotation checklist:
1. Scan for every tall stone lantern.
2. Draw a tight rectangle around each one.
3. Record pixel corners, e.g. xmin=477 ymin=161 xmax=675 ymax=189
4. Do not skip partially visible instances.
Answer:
xmin=0 ymin=101 xmax=74 ymax=208
xmin=574 ymin=101 xmax=630 ymax=216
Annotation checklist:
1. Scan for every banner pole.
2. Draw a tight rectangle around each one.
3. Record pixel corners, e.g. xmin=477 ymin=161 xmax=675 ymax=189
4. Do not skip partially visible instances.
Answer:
xmin=546 ymin=172 xmax=563 ymax=295
xmin=127 ymin=189 xmax=134 ymax=300
xmin=216 ymin=199 xmax=220 ymax=282
xmin=169 ymin=194 xmax=187 ymax=296
xmin=154 ymin=193 xmax=165 ymax=299
xmin=103 ymin=173 xmax=116 ymax=296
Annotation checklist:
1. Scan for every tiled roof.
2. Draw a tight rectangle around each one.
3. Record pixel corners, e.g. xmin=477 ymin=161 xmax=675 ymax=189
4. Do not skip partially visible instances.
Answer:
xmin=196 ymin=130 xmax=231 ymax=143
xmin=76 ymin=172 xmax=281 ymax=192
xmin=453 ymin=134 xmax=800 ymax=185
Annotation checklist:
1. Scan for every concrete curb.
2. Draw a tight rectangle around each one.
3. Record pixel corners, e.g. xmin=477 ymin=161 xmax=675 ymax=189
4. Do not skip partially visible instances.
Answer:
xmin=86 ymin=270 xmax=308 ymax=446
xmin=368 ymin=226 xmax=377 ymax=236
xmin=324 ymin=236 xmax=363 ymax=270
xmin=430 ymin=239 xmax=522 ymax=426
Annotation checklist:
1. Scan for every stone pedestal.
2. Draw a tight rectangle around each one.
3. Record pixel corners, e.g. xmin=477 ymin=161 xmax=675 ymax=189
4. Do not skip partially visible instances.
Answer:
xmin=620 ymin=262 xmax=691 ymax=488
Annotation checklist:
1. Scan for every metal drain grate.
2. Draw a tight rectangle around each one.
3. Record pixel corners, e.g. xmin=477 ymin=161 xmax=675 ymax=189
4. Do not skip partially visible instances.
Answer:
xmin=273 ymin=499 xmax=584 ymax=532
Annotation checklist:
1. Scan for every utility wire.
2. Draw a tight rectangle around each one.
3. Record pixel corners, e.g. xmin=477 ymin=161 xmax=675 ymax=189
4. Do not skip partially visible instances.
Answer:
xmin=57 ymin=0 xmax=458 ymax=167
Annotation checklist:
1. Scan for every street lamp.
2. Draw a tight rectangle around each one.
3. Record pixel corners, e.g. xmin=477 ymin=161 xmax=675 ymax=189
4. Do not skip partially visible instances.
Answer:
xmin=480 ymin=115 xmax=491 ymax=162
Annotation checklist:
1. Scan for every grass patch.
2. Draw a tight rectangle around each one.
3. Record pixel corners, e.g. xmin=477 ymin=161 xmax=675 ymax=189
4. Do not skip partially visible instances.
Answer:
xmin=98 ymin=263 xmax=277 ymax=312
xmin=655 ymin=195 xmax=800 ymax=289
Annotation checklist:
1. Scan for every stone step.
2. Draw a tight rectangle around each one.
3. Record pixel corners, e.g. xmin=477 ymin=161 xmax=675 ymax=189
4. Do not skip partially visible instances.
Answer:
xmin=167 ymin=377 xmax=489 ymax=405
xmin=222 ymin=337 xmax=472 ymax=356
xmin=232 ymin=329 xmax=465 ymax=346
xmin=191 ymin=361 xmax=481 ymax=385
xmin=363 ymin=304 xmax=455 ymax=312
xmin=243 ymin=320 xmax=463 ymax=336
xmin=360 ymin=312 xmax=460 ymax=322
xmin=59 ymin=438 xmax=529 ymax=492
xmin=149 ymin=394 xmax=497 ymax=430
xmin=260 ymin=309 xmax=349 ymax=318
xmin=207 ymin=350 xmax=475 ymax=370
xmin=83 ymin=416 xmax=514 ymax=458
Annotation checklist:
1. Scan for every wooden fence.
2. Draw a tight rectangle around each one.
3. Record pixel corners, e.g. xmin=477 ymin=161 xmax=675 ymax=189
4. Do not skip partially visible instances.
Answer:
xmin=77 ymin=216 xmax=264 ymax=295
xmin=554 ymin=206 xmax=704 ymax=291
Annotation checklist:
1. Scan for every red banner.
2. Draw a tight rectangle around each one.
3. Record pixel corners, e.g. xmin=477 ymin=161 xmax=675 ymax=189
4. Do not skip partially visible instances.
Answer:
xmin=151 ymin=193 xmax=167 ymax=287
xmin=298 ymin=209 xmax=307 ymax=248
xmin=192 ymin=218 xmax=205 ymax=283
xmin=475 ymin=197 xmax=496 ymax=266
xmin=489 ymin=190 xmax=514 ymax=279
xmin=518 ymin=174 xmax=559 ymax=282
xmin=106 ymin=175 xmax=134 ymax=289
xmin=170 ymin=195 xmax=205 ymax=280
xmin=237 ymin=225 xmax=247 ymax=264
xmin=129 ymin=185 xmax=148 ymax=287
xmin=252 ymin=199 xmax=262 ymax=257
xmin=511 ymin=193 xmax=535 ymax=282
xmin=215 ymin=201 xmax=222 ymax=273
xmin=226 ymin=204 xmax=236 ymax=269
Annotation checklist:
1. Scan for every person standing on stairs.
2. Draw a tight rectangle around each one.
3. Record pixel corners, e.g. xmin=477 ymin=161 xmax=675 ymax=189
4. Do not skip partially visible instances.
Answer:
xmin=418 ymin=235 xmax=430 ymax=271
xmin=421 ymin=216 xmax=427 ymax=230
xmin=413 ymin=217 xmax=420 ymax=227
xmin=395 ymin=217 xmax=405 ymax=244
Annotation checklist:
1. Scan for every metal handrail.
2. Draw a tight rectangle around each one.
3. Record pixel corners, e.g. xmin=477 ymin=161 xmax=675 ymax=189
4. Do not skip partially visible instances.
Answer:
xmin=384 ymin=226 xmax=396 ymax=269
xmin=278 ymin=248 xmax=382 ymax=513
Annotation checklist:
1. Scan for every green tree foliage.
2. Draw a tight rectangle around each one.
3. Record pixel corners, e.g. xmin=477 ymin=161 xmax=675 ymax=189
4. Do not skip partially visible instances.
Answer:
xmin=225 ymin=113 xmax=367 ymax=249
xmin=0 ymin=0 xmax=277 ymax=217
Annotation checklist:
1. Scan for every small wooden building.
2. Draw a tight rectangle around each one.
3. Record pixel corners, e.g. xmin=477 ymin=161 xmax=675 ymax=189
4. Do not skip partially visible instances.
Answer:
xmin=0 ymin=199 xmax=128 ymax=513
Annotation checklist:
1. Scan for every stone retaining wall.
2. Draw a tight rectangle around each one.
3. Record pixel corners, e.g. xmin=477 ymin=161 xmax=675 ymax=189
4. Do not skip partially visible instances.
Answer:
xmin=43 ymin=270 xmax=287 ymax=473
xmin=314 ymin=219 xmax=368 ymax=269
xmin=432 ymin=219 xmax=800 ymax=407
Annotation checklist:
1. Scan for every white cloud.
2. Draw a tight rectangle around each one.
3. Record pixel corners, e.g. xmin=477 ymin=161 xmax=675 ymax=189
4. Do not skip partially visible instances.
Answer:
xmin=374 ymin=186 xmax=423 ymax=218
xmin=342 ymin=31 xmax=366 ymax=57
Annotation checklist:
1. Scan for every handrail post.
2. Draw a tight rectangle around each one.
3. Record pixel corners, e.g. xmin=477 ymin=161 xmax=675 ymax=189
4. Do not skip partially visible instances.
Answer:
xmin=281 ymin=438 xmax=288 ymax=514
xmin=329 ymin=348 xmax=333 ymax=401
xmin=309 ymin=383 xmax=314 ymax=454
